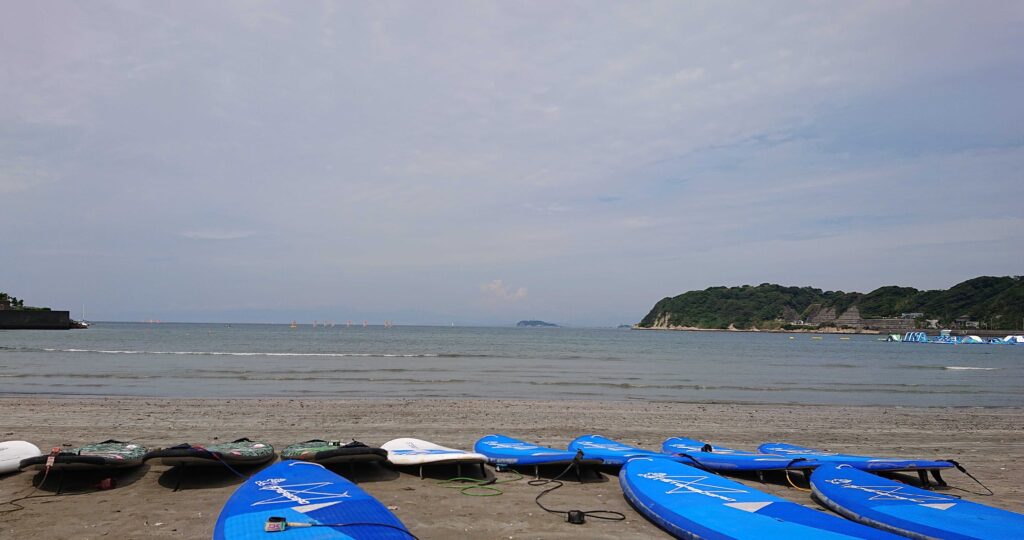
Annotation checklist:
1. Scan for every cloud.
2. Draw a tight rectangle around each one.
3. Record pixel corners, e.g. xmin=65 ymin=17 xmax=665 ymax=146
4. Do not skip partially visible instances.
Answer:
xmin=481 ymin=279 xmax=528 ymax=302
xmin=524 ymin=202 xmax=573 ymax=213
xmin=179 ymin=229 xmax=256 ymax=241
xmin=0 ymin=2 xmax=1021 ymax=325
xmin=619 ymin=216 xmax=659 ymax=230
xmin=0 ymin=164 xmax=51 ymax=194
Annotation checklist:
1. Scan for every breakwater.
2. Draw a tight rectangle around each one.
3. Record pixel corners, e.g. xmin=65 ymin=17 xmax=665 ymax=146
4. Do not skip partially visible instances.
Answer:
xmin=0 ymin=310 xmax=71 ymax=330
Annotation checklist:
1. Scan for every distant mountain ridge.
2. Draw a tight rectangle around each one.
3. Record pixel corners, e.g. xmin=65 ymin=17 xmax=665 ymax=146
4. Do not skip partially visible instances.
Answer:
xmin=638 ymin=276 xmax=1024 ymax=331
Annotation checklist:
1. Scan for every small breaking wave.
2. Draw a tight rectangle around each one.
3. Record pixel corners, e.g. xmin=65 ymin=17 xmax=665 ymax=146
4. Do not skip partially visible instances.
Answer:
xmin=945 ymin=366 xmax=999 ymax=371
xmin=899 ymin=364 xmax=1000 ymax=371
xmin=37 ymin=347 xmax=448 ymax=358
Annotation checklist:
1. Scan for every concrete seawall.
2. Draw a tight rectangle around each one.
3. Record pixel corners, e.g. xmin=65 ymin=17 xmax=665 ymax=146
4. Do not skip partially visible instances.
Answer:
xmin=0 ymin=310 xmax=71 ymax=330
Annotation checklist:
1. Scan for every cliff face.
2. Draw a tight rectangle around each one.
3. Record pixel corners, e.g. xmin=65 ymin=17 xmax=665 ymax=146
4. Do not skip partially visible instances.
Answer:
xmin=0 ymin=310 xmax=71 ymax=329
xmin=804 ymin=304 xmax=835 ymax=325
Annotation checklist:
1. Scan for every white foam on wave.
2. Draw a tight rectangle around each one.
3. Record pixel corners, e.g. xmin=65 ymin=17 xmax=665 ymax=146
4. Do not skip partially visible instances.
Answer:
xmin=944 ymin=366 xmax=998 ymax=371
xmin=42 ymin=348 xmax=438 ymax=358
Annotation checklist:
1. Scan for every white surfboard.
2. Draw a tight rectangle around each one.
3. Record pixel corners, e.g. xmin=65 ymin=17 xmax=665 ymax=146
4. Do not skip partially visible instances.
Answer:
xmin=381 ymin=438 xmax=486 ymax=467
xmin=0 ymin=441 xmax=42 ymax=474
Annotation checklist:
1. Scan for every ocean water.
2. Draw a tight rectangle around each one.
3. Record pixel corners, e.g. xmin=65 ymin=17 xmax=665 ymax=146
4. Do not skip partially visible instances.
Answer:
xmin=1 ymin=323 xmax=1021 ymax=407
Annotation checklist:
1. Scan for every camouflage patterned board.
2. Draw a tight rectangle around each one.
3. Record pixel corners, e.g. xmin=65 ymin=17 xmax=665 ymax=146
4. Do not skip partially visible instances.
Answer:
xmin=143 ymin=438 xmax=275 ymax=467
xmin=281 ymin=439 xmax=388 ymax=465
xmin=20 ymin=440 xmax=147 ymax=471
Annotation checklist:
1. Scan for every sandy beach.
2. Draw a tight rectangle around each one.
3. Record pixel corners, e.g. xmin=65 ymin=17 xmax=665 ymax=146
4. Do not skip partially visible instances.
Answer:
xmin=1 ymin=397 xmax=1022 ymax=539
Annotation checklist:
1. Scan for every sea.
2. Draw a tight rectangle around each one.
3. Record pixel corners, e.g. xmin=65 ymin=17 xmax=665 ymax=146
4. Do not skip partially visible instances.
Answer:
xmin=1 ymin=323 xmax=1022 ymax=407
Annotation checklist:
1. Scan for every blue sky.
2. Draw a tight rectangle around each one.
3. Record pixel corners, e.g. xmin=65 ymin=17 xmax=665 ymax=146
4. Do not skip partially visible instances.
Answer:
xmin=2 ymin=1 xmax=1022 ymax=326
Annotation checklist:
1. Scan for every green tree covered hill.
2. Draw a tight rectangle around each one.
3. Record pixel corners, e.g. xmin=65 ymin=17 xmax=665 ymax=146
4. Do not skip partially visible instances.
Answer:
xmin=638 ymin=276 xmax=1024 ymax=330
xmin=0 ymin=292 xmax=49 ymax=311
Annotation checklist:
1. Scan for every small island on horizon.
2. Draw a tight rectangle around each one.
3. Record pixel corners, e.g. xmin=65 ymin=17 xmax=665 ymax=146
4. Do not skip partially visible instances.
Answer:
xmin=516 ymin=320 xmax=559 ymax=327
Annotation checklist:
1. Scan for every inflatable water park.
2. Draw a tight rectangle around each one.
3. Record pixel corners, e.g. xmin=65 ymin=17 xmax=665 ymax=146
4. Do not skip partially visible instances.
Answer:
xmin=3 ymin=433 xmax=1021 ymax=539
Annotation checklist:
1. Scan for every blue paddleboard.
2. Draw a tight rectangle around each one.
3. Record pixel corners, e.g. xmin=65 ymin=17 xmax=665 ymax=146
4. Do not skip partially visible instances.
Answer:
xmin=812 ymin=463 xmax=1024 ymax=540
xmin=213 ymin=460 xmax=412 ymax=539
xmin=568 ymin=435 xmax=676 ymax=466
xmin=474 ymin=434 xmax=602 ymax=466
xmin=621 ymin=458 xmax=900 ymax=539
xmin=662 ymin=437 xmax=818 ymax=472
xmin=758 ymin=442 xmax=953 ymax=472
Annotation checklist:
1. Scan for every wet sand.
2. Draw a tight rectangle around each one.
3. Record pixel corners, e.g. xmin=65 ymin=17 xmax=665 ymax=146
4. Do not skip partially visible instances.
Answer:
xmin=1 ymin=397 xmax=1022 ymax=539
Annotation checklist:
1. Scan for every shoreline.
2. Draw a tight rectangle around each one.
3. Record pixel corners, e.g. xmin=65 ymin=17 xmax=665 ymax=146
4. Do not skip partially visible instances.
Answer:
xmin=0 ymin=393 xmax=1021 ymax=410
xmin=2 ymin=397 xmax=1022 ymax=538
xmin=633 ymin=325 xmax=1022 ymax=337
xmin=633 ymin=325 xmax=881 ymax=334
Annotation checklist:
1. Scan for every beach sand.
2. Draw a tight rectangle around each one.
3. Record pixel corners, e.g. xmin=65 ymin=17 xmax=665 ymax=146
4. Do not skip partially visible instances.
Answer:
xmin=1 ymin=397 xmax=1022 ymax=539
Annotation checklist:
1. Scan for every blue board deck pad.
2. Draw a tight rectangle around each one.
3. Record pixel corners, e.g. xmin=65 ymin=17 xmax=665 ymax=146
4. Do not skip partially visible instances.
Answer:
xmin=812 ymin=463 xmax=1024 ymax=540
xmin=621 ymin=458 xmax=900 ymax=539
xmin=213 ymin=461 xmax=412 ymax=539
xmin=758 ymin=442 xmax=954 ymax=472
xmin=567 ymin=435 xmax=675 ymax=466
xmin=661 ymin=437 xmax=818 ymax=472
xmin=474 ymin=434 xmax=602 ymax=466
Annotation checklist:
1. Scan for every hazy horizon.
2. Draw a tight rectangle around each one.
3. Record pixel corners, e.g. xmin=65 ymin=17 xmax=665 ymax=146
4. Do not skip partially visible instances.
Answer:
xmin=14 ymin=274 xmax=1017 ymax=327
xmin=3 ymin=2 xmax=1022 ymax=326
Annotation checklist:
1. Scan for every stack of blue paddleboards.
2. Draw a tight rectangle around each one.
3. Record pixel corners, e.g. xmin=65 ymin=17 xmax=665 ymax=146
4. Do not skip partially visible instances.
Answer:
xmin=622 ymin=457 xmax=898 ymax=539
xmin=568 ymin=434 xmax=675 ymax=465
xmin=583 ymin=434 xmax=1024 ymax=540
xmin=662 ymin=437 xmax=818 ymax=472
xmin=474 ymin=434 xmax=603 ymax=470
xmin=758 ymin=442 xmax=954 ymax=473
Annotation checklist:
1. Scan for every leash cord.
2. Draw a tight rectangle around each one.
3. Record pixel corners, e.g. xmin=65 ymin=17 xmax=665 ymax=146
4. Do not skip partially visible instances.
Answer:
xmin=437 ymin=469 xmax=523 ymax=496
xmin=529 ymin=454 xmax=625 ymax=522
xmin=943 ymin=460 xmax=994 ymax=496
xmin=284 ymin=521 xmax=418 ymax=539
xmin=784 ymin=458 xmax=812 ymax=492
xmin=0 ymin=465 xmax=94 ymax=515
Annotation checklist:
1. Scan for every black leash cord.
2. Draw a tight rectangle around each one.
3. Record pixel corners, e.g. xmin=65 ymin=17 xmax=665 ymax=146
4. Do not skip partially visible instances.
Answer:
xmin=207 ymin=450 xmax=248 ymax=479
xmin=0 ymin=461 xmax=56 ymax=515
xmin=177 ymin=444 xmax=249 ymax=479
xmin=528 ymin=455 xmax=626 ymax=523
xmin=0 ymin=488 xmax=97 ymax=515
xmin=0 ymin=467 xmax=96 ymax=515
xmin=671 ymin=452 xmax=715 ymax=472
xmin=943 ymin=460 xmax=994 ymax=496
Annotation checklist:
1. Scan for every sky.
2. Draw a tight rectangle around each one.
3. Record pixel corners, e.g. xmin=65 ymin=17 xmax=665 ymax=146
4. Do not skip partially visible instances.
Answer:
xmin=1 ymin=1 xmax=1022 ymax=326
